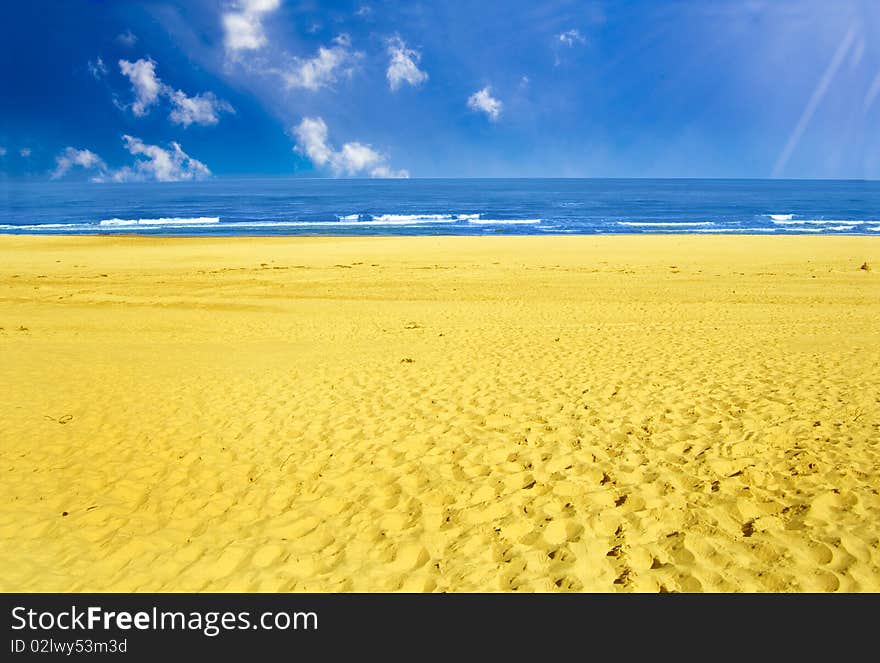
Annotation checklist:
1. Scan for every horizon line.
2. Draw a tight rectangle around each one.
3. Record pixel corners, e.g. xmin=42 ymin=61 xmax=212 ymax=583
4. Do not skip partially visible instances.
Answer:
xmin=5 ymin=175 xmax=880 ymax=183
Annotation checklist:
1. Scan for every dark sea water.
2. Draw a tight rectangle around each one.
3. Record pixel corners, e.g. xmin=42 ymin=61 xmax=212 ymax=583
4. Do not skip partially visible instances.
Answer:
xmin=2 ymin=178 xmax=880 ymax=236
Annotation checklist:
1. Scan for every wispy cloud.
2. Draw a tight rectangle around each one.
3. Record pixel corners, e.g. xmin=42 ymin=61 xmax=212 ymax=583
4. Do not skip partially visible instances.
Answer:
xmin=116 ymin=30 xmax=138 ymax=47
xmin=558 ymin=29 xmax=585 ymax=46
xmin=19 ymin=148 xmax=32 ymax=157
xmin=222 ymin=0 xmax=281 ymax=56
xmin=219 ymin=7 xmax=365 ymax=96
xmin=0 ymin=147 xmax=7 ymax=157
xmin=51 ymin=137 xmax=211 ymax=183
xmin=168 ymin=90 xmax=234 ymax=127
xmin=293 ymin=116 xmax=408 ymax=177
xmin=88 ymin=57 xmax=107 ymax=80
xmin=467 ymin=86 xmax=502 ymax=121
xmin=96 ymin=135 xmax=211 ymax=182
xmin=119 ymin=58 xmax=163 ymax=116
xmin=119 ymin=58 xmax=233 ymax=126
xmin=51 ymin=147 xmax=106 ymax=179
xmin=386 ymin=36 xmax=428 ymax=91
xmin=283 ymin=35 xmax=361 ymax=90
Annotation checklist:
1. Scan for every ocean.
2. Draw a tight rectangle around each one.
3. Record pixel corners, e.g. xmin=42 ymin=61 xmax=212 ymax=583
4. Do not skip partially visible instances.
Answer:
xmin=2 ymin=178 xmax=880 ymax=236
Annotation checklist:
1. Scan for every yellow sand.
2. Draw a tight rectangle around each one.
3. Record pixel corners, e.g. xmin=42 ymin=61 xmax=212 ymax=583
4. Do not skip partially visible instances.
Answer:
xmin=0 ymin=235 xmax=878 ymax=592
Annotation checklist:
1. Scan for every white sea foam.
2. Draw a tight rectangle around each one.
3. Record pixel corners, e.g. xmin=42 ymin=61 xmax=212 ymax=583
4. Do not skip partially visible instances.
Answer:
xmin=171 ymin=219 xmax=461 ymax=228
xmin=0 ymin=223 xmax=81 ymax=230
xmin=371 ymin=213 xmax=478 ymax=222
xmin=3 ymin=216 xmax=874 ymax=234
xmin=687 ymin=228 xmax=776 ymax=233
xmin=769 ymin=214 xmax=794 ymax=221
xmin=467 ymin=218 xmax=541 ymax=225
xmin=196 ymin=217 xmax=536 ymax=229
xmin=770 ymin=218 xmax=863 ymax=225
xmin=99 ymin=217 xmax=220 ymax=226
xmin=331 ymin=213 xmax=528 ymax=224
xmin=643 ymin=228 xmax=760 ymax=234
xmin=8 ymin=217 xmax=456 ymax=231
xmin=616 ymin=221 xmax=714 ymax=227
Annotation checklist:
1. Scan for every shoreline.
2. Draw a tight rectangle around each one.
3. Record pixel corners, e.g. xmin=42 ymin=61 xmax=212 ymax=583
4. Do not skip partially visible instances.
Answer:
xmin=2 ymin=231 xmax=879 ymax=238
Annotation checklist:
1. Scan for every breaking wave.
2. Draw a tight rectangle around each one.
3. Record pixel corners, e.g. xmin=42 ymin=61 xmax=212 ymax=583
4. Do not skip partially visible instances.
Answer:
xmin=99 ymin=217 xmax=220 ymax=226
xmin=616 ymin=221 xmax=714 ymax=227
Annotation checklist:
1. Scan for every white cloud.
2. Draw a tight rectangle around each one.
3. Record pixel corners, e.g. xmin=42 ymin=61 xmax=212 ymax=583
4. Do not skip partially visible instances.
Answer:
xmin=294 ymin=117 xmax=333 ymax=166
xmin=467 ymin=87 xmax=502 ymax=121
xmin=19 ymin=148 xmax=32 ymax=157
xmin=119 ymin=58 xmax=163 ymax=116
xmin=0 ymin=147 xmax=6 ymax=157
xmin=51 ymin=137 xmax=210 ymax=183
xmin=284 ymin=35 xmax=361 ymax=90
xmin=168 ymin=90 xmax=234 ymax=127
xmin=118 ymin=58 xmax=233 ymax=126
xmin=51 ymin=147 xmax=106 ymax=179
xmin=332 ymin=142 xmax=386 ymax=175
xmin=367 ymin=164 xmax=406 ymax=178
xmin=88 ymin=57 xmax=107 ymax=79
xmin=386 ymin=36 xmax=428 ymax=91
xmin=293 ymin=117 xmax=408 ymax=178
xmin=94 ymin=135 xmax=211 ymax=183
xmin=355 ymin=5 xmax=372 ymax=17
xmin=116 ymin=30 xmax=138 ymax=47
xmin=222 ymin=0 xmax=281 ymax=55
xmin=558 ymin=29 xmax=586 ymax=46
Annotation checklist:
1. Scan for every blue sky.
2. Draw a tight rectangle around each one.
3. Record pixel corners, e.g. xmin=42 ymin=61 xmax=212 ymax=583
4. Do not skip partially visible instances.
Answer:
xmin=2 ymin=0 xmax=880 ymax=179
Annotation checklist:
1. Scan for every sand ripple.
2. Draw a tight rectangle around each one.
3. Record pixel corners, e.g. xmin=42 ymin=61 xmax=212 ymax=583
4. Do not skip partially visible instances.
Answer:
xmin=0 ymin=236 xmax=878 ymax=591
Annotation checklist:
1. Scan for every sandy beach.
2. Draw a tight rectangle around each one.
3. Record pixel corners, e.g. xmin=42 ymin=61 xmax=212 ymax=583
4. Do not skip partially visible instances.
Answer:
xmin=0 ymin=235 xmax=877 ymax=592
